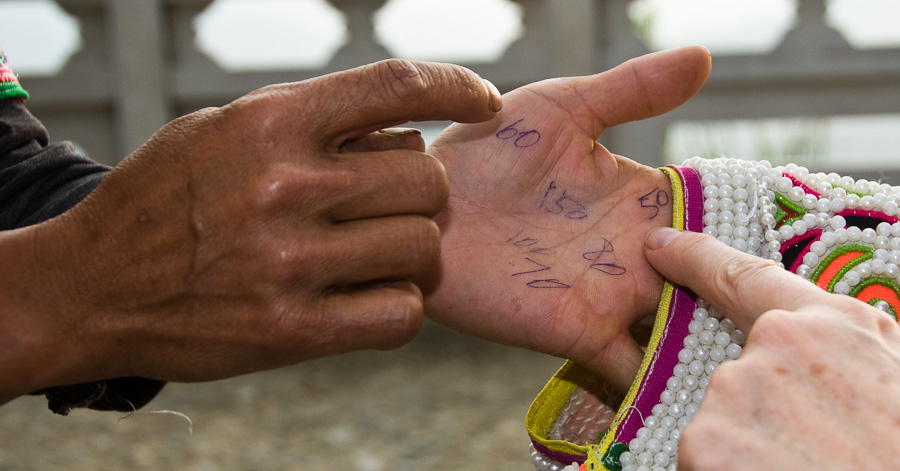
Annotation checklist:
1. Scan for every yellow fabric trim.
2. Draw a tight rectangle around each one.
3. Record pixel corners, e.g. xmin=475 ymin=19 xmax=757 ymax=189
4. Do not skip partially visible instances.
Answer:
xmin=591 ymin=167 xmax=687 ymax=470
xmin=525 ymin=360 xmax=593 ymax=457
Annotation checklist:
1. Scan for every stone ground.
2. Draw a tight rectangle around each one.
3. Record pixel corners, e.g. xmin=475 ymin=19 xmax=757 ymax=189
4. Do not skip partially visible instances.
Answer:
xmin=0 ymin=320 xmax=563 ymax=471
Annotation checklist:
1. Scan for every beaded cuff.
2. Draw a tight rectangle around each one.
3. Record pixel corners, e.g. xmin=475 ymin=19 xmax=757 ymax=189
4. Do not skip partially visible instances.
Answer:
xmin=526 ymin=157 xmax=900 ymax=471
xmin=0 ymin=47 xmax=28 ymax=101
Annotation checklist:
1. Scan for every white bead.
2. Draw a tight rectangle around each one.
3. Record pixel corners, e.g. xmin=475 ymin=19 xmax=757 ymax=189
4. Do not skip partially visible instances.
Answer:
xmin=802 ymin=252 xmax=819 ymax=267
xmin=719 ymin=198 xmax=734 ymax=212
xmin=673 ymin=364 xmax=688 ymax=378
xmin=733 ymin=188 xmax=749 ymax=202
xmin=872 ymin=259 xmax=887 ymax=274
xmin=654 ymin=452 xmax=671 ymax=468
xmin=886 ymin=263 xmax=899 ymax=278
xmin=876 ymin=236 xmax=890 ymax=250
xmin=767 ymin=240 xmax=781 ymax=253
xmin=620 ymin=452 xmax=636 ymax=466
xmin=638 ymin=452 xmax=653 ymax=467
xmin=816 ymin=212 xmax=830 ymax=228
xmin=717 ymin=235 xmax=732 ymax=246
xmin=688 ymin=360 xmax=705 ymax=376
xmin=676 ymin=376 xmax=700 ymax=399
xmin=797 ymin=264 xmax=812 ymax=278
xmin=776 ymin=177 xmax=793 ymax=193
xmin=637 ymin=428 xmax=652 ymax=442
xmin=644 ymin=438 xmax=662 ymax=454
xmin=653 ymin=403 xmax=668 ymax=418
xmin=820 ymin=232 xmax=836 ymax=247
xmin=668 ymin=403 xmax=685 ymax=418
xmin=662 ymin=439 xmax=677 ymax=455
xmin=688 ymin=320 xmax=703 ymax=334
xmin=667 ymin=376 xmax=682 ymax=391
xmin=833 ymin=281 xmax=851 ymax=295
xmin=698 ymin=331 xmax=715 ymax=346
xmin=685 ymin=403 xmax=699 ymax=418
xmin=693 ymin=346 xmax=709 ymax=361
xmin=734 ymin=226 xmax=750 ymax=240
xmin=705 ymin=361 xmax=719 ymax=376
xmin=765 ymin=229 xmax=780 ymax=241
xmin=792 ymin=220 xmax=807 ymax=236
xmin=703 ymin=317 xmax=720 ymax=331
xmin=692 ymin=389 xmax=705 ymax=404
xmin=731 ymin=329 xmax=747 ymax=345
xmin=843 ymin=270 xmax=861 ymax=286
xmin=715 ymin=331 xmax=732 ymax=346
xmin=885 ymin=201 xmax=899 ymax=216
xmin=629 ymin=438 xmax=646 ymax=453
xmin=801 ymin=194 xmax=817 ymax=210
xmin=710 ymin=346 xmax=727 ymax=362
xmin=761 ymin=213 xmax=776 ymax=227
xmin=847 ymin=194 xmax=860 ymax=209
xmin=720 ymin=318 xmax=735 ymax=332
xmin=809 ymin=241 xmax=827 ymax=256
xmin=678 ymin=348 xmax=694 ymax=364
xmin=701 ymin=173 xmax=717 ymax=186
xmin=878 ymin=222 xmax=893 ymax=236
xmin=703 ymin=226 xmax=718 ymax=237
xmin=703 ymin=212 xmax=719 ymax=226
xmin=802 ymin=213 xmax=817 ymax=228
xmin=860 ymin=195 xmax=876 ymax=211
xmin=676 ymin=389 xmax=691 ymax=405
xmin=699 ymin=377 xmax=710 ymax=389
xmin=731 ymin=239 xmax=748 ymax=252
xmin=719 ymin=185 xmax=734 ymax=199
xmin=854 ymin=179 xmax=869 ymax=194
xmin=848 ymin=227 xmax=862 ymax=241
xmin=835 ymin=228 xmax=849 ymax=243
xmin=717 ymin=173 xmax=731 ymax=187
xmin=862 ymin=228 xmax=878 ymax=244
xmin=779 ymin=225 xmax=795 ymax=240
xmin=718 ymin=223 xmax=734 ymax=237
xmin=676 ymin=417 xmax=690 ymax=430
xmin=726 ymin=343 xmax=742 ymax=359
xmin=645 ymin=416 xmax=660 ymax=430
xmin=684 ymin=334 xmax=699 ymax=350
xmin=856 ymin=263 xmax=872 ymax=277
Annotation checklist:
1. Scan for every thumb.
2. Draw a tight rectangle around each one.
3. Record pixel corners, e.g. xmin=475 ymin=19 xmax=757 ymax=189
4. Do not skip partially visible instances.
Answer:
xmin=644 ymin=227 xmax=831 ymax=332
xmin=553 ymin=45 xmax=711 ymax=139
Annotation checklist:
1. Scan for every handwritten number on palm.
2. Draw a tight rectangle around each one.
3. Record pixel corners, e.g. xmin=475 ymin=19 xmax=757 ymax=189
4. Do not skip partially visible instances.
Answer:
xmin=421 ymin=47 xmax=712 ymax=391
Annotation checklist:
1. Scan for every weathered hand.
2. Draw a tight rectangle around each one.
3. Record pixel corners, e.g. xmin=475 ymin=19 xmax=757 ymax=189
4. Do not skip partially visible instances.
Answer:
xmin=645 ymin=228 xmax=900 ymax=470
xmin=0 ymin=59 xmax=501 ymax=401
xmin=421 ymin=46 xmax=711 ymax=391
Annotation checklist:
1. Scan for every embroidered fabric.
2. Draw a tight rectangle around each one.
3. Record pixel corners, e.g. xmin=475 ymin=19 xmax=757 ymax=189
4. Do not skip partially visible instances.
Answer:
xmin=527 ymin=158 xmax=900 ymax=471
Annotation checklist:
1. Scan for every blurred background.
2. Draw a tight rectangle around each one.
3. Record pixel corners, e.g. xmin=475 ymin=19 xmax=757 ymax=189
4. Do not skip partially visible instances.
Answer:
xmin=0 ymin=0 xmax=899 ymax=469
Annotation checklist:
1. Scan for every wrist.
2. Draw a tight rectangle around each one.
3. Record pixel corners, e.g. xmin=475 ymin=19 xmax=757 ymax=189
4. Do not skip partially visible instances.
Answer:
xmin=0 ymin=224 xmax=94 ymax=402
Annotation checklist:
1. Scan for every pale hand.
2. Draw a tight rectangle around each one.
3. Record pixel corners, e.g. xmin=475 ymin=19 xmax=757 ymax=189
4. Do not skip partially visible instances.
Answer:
xmin=422 ymin=46 xmax=712 ymax=391
xmin=645 ymin=228 xmax=900 ymax=470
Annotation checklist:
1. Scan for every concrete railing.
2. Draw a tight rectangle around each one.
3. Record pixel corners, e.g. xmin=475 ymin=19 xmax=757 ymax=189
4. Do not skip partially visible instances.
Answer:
xmin=19 ymin=0 xmax=900 ymax=182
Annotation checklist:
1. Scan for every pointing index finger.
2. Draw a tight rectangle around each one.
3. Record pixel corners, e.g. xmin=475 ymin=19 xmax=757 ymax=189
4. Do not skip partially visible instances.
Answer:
xmin=644 ymin=228 xmax=835 ymax=332
xmin=303 ymin=59 xmax=502 ymax=143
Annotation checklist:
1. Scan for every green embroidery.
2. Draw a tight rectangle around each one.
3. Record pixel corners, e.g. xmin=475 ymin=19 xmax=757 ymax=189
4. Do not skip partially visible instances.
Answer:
xmin=809 ymin=244 xmax=873 ymax=292
xmin=773 ymin=192 xmax=806 ymax=227
xmin=600 ymin=441 xmax=629 ymax=471
xmin=850 ymin=277 xmax=900 ymax=299
xmin=0 ymin=81 xmax=28 ymax=100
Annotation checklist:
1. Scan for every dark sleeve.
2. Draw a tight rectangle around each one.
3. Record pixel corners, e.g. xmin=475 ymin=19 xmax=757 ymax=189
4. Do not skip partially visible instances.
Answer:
xmin=0 ymin=98 xmax=167 ymax=415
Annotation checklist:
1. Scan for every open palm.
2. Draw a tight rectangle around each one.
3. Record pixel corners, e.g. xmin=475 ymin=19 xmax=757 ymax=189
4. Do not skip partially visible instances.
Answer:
xmin=421 ymin=47 xmax=711 ymax=390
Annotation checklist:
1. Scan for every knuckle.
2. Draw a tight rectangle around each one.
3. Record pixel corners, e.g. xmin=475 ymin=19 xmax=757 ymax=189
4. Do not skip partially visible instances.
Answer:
xmin=373 ymin=59 xmax=429 ymax=105
xmin=715 ymin=255 xmax=777 ymax=301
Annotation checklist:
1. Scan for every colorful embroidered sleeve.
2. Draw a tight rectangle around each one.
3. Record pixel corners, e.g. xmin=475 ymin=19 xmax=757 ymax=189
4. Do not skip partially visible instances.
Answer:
xmin=0 ymin=47 xmax=28 ymax=101
xmin=526 ymin=157 xmax=900 ymax=471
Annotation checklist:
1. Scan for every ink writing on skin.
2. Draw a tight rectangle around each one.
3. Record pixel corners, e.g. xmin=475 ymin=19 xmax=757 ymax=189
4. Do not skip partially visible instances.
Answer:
xmin=539 ymin=181 xmax=588 ymax=220
xmin=583 ymin=239 xmax=627 ymax=276
xmin=639 ymin=187 xmax=670 ymax=220
xmin=495 ymin=119 xmax=541 ymax=148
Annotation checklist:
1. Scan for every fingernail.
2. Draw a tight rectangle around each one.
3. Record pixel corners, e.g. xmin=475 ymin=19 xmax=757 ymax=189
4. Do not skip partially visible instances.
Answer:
xmin=647 ymin=227 xmax=682 ymax=250
xmin=484 ymin=79 xmax=502 ymax=113
xmin=377 ymin=127 xmax=422 ymax=137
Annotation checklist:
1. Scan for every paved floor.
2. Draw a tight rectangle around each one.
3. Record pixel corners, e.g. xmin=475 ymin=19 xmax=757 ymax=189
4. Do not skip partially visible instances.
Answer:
xmin=0 ymin=321 xmax=563 ymax=471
